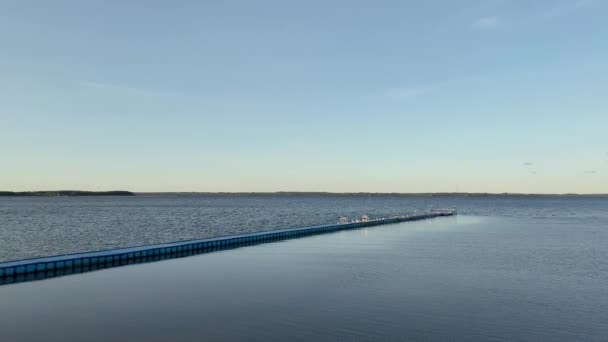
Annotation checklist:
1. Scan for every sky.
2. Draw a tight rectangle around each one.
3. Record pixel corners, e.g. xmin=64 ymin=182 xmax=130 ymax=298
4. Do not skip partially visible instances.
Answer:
xmin=1 ymin=0 xmax=607 ymax=193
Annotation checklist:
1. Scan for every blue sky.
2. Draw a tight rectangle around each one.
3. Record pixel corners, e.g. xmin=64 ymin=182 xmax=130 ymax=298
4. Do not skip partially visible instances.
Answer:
xmin=1 ymin=0 xmax=607 ymax=193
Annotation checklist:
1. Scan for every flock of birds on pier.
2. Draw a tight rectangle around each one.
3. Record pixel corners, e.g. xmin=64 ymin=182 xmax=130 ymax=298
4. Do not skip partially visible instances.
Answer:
xmin=337 ymin=208 xmax=456 ymax=224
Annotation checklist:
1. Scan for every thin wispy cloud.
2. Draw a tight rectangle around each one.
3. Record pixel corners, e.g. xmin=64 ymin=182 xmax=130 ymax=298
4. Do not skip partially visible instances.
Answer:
xmin=471 ymin=16 xmax=499 ymax=29
xmin=384 ymin=84 xmax=443 ymax=100
xmin=80 ymin=81 xmax=152 ymax=95
xmin=382 ymin=76 xmax=486 ymax=101
xmin=543 ymin=0 xmax=594 ymax=18
xmin=523 ymin=161 xmax=537 ymax=174
xmin=383 ymin=79 xmax=459 ymax=100
xmin=78 ymin=80 xmax=184 ymax=98
xmin=584 ymin=170 xmax=597 ymax=174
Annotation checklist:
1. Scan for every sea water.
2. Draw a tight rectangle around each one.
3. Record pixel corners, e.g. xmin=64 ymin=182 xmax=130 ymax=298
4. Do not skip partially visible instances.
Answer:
xmin=0 ymin=195 xmax=607 ymax=341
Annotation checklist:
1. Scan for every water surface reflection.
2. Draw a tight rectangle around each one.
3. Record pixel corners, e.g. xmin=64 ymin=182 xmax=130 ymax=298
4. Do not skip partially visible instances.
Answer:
xmin=1 ymin=215 xmax=607 ymax=341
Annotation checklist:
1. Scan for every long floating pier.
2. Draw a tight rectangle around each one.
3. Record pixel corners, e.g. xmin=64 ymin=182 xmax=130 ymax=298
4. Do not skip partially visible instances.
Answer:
xmin=0 ymin=210 xmax=455 ymax=285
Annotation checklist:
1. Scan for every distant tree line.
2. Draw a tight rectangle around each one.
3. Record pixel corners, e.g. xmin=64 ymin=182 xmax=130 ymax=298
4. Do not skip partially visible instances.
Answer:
xmin=0 ymin=191 xmax=135 ymax=197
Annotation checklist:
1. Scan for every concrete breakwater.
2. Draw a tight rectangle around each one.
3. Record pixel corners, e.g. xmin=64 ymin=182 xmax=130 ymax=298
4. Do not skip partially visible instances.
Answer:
xmin=0 ymin=210 xmax=456 ymax=285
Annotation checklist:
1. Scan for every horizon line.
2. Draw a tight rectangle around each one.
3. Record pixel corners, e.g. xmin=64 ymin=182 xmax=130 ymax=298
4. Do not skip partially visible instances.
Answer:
xmin=3 ymin=190 xmax=608 ymax=196
xmin=136 ymin=191 xmax=608 ymax=196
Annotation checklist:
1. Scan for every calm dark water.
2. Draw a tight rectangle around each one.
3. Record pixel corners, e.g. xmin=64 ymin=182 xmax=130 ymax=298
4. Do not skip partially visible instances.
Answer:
xmin=1 ymin=194 xmax=607 ymax=262
xmin=1 ymin=213 xmax=607 ymax=341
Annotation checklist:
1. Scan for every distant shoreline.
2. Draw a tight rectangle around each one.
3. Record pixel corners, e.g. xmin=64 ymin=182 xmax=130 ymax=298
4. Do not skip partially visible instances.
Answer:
xmin=0 ymin=191 xmax=135 ymax=197
xmin=1 ymin=191 xmax=606 ymax=197
xmin=135 ymin=192 xmax=607 ymax=197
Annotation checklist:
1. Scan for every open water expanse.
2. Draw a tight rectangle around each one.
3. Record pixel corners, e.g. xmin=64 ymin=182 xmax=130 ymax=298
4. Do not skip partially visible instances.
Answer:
xmin=1 ymin=194 xmax=607 ymax=341
xmin=1 ymin=194 xmax=607 ymax=262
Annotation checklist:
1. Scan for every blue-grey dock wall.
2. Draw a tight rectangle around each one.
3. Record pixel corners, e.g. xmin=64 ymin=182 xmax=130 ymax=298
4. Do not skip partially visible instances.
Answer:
xmin=0 ymin=211 xmax=455 ymax=285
